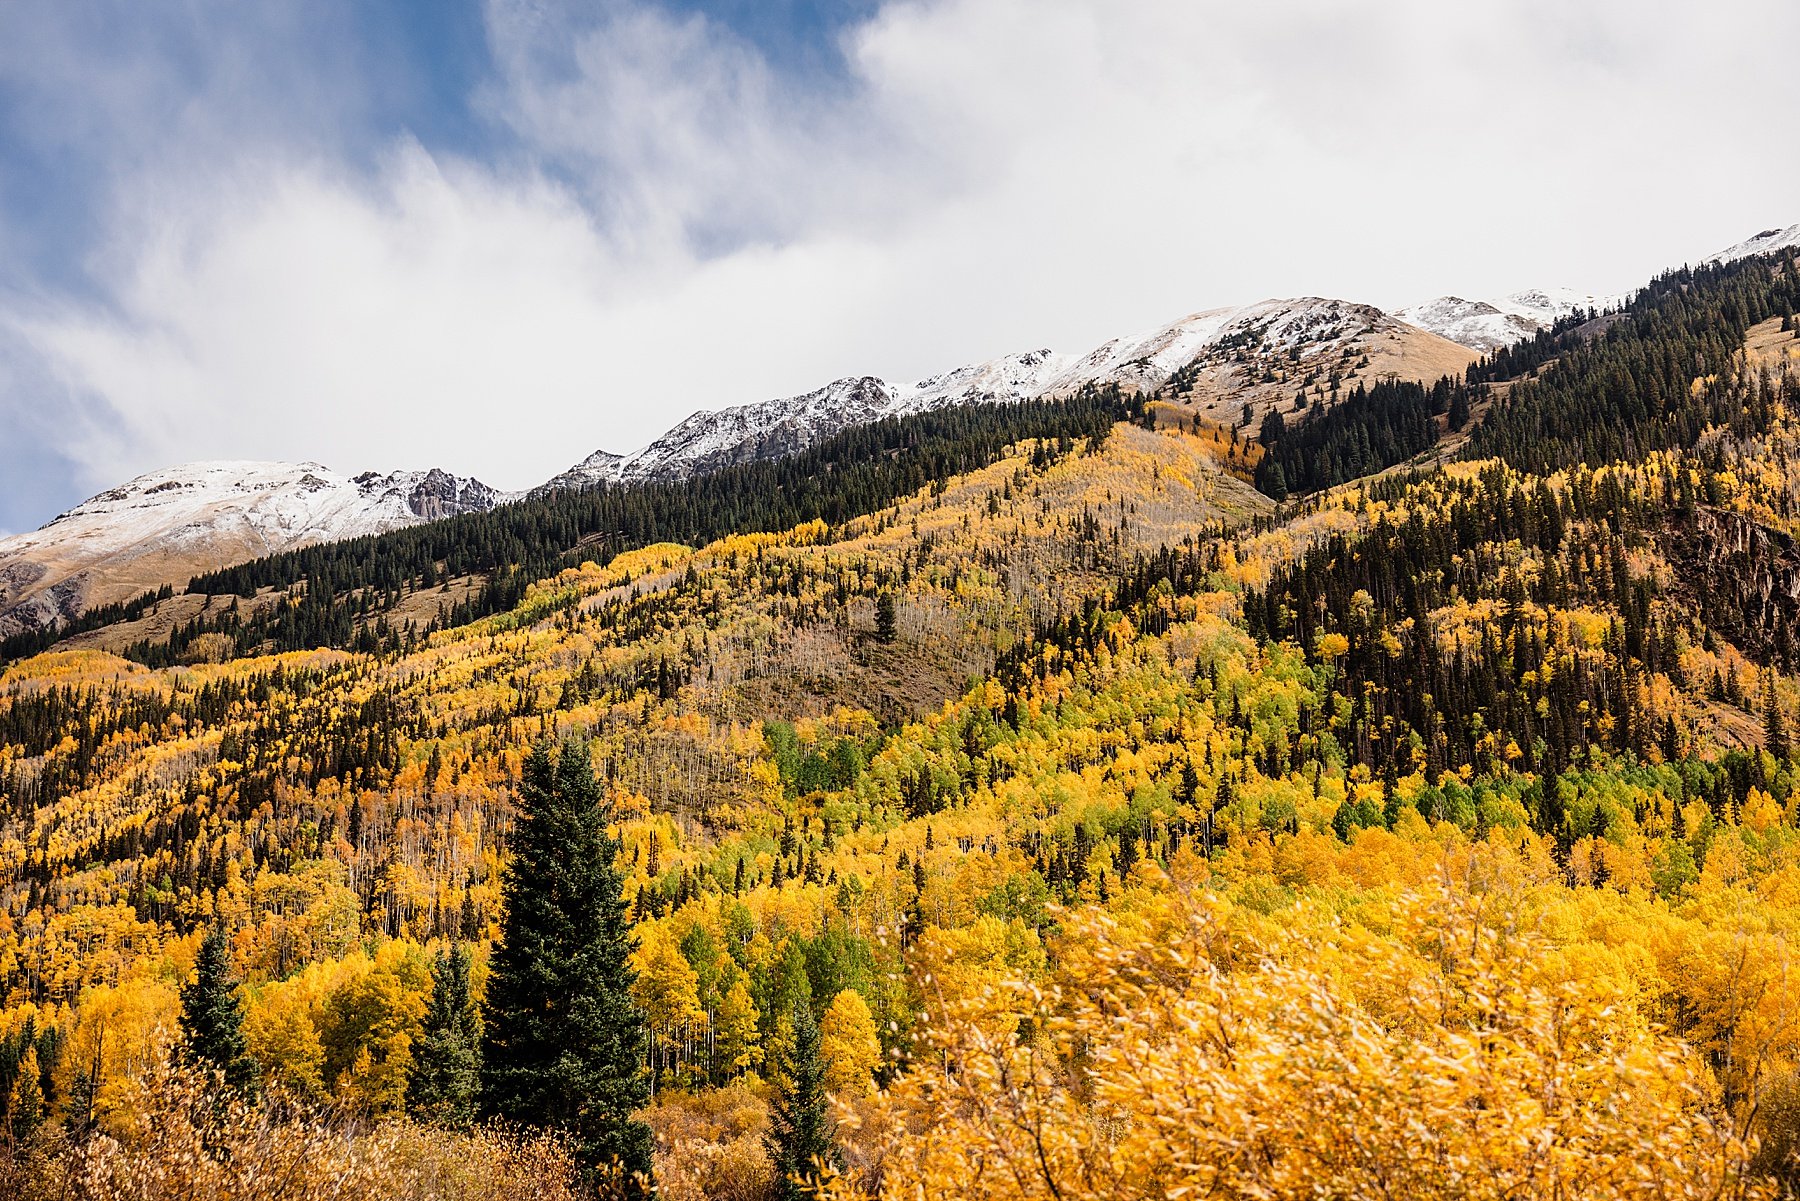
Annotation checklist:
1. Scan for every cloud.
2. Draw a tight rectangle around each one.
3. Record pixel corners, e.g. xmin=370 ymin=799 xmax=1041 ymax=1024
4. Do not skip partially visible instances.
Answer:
xmin=4 ymin=0 xmax=1799 ymax=518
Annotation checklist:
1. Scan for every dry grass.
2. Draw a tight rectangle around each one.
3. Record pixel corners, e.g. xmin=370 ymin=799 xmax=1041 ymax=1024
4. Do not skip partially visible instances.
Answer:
xmin=644 ymin=1082 xmax=775 ymax=1201
xmin=0 ymin=1062 xmax=586 ymax=1201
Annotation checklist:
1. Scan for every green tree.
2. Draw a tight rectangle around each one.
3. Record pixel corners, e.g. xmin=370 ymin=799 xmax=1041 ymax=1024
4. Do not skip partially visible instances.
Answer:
xmin=1264 ymin=461 xmax=1288 ymax=502
xmin=6 ymin=1046 xmax=43 ymax=1146
xmin=875 ymin=591 xmax=898 ymax=644
xmin=480 ymin=740 xmax=655 ymax=1194
xmin=179 ymin=925 xmax=256 ymax=1094
xmin=408 ymin=945 xmax=481 ymax=1125
xmin=1766 ymin=671 xmax=1790 ymax=760
xmin=765 ymin=1000 xmax=839 ymax=1201
xmin=1448 ymin=387 xmax=1472 ymax=432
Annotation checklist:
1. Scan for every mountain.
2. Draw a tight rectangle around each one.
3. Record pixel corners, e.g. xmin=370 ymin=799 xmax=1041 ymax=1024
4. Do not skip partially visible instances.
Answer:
xmin=1707 ymin=222 xmax=1800 ymax=264
xmin=10 ymin=233 xmax=1800 ymax=1195
xmin=565 ymin=376 xmax=901 ymax=487
xmin=537 ymin=448 xmax=629 ymax=493
xmin=1393 ymin=224 xmax=1800 ymax=353
xmin=0 ymin=297 xmax=1477 ymax=634
xmin=542 ymin=352 xmax=1081 ymax=491
xmin=7 ymin=224 xmax=1787 ymax=641
xmin=1393 ymin=286 xmax=1619 ymax=352
xmin=0 ymin=460 xmax=504 ymax=638
xmin=1103 ymin=297 xmax=1478 ymax=422
xmin=547 ymin=298 xmax=1476 ymax=489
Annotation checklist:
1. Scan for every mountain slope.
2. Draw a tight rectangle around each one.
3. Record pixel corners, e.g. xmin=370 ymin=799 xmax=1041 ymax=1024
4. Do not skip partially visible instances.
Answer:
xmin=548 ymin=298 xmax=1477 ymax=490
xmin=1707 ymin=223 xmax=1800 ymax=264
xmin=541 ymin=352 xmax=1081 ymax=491
xmin=0 ymin=461 xmax=504 ymax=638
xmin=1394 ymin=286 xmax=1619 ymax=352
xmin=10 ymin=224 xmax=1787 ymax=647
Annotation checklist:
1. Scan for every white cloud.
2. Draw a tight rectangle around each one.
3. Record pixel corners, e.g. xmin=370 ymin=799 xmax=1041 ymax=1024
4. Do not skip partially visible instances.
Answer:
xmin=6 ymin=0 xmax=1799 ymax=508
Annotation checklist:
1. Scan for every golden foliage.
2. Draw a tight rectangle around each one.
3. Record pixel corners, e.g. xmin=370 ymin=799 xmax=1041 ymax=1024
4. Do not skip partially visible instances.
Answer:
xmin=841 ymin=878 xmax=1768 ymax=1200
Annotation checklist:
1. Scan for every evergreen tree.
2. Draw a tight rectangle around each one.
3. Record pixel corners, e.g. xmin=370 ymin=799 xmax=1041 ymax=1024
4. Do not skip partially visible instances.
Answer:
xmin=1766 ymin=672 xmax=1789 ymax=760
xmin=765 ymin=1000 xmax=839 ymax=1200
xmin=179 ymin=925 xmax=256 ymax=1094
xmin=1264 ymin=461 xmax=1288 ymax=502
xmin=6 ymin=1046 xmax=42 ymax=1145
xmin=875 ymin=592 xmax=898 ymax=644
xmin=481 ymin=740 xmax=655 ymax=1194
xmin=1448 ymin=386 xmax=1472 ymax=432
xmin=408 ymin=944 xmax=481 ymax=1125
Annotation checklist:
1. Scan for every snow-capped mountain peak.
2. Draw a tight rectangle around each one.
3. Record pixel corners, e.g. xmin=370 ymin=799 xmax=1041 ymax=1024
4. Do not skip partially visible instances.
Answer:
xmin=541 ymin=295 xmax=1472 ymax=492
xmin=1706 ymin=224 xmax=1800 ymax=265
xmin=0 ymin=460 xmax=505 ymax=638
xmin=897 ymin=348 xmax=1074 ymax=413
xmin=600 ymin=376 xmax=901 ymax=486
xmin=1394 ymin=287 xmax=1617 ymax=353
xmin=539 ymin=449 xmax=629 ymax=494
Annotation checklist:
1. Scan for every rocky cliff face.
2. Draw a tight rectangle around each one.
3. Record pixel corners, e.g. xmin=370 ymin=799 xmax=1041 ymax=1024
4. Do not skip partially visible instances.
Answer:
xmin=1662 ymin=507 xmax=1800 ymax=665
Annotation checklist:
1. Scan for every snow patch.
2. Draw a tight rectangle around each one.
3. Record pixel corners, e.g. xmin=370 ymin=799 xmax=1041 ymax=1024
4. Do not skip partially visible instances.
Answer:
xmin=1394 ymin=287 xmax=1618 ymax=352
xmin=1706 ymin=224 xmax=1800 ymax=265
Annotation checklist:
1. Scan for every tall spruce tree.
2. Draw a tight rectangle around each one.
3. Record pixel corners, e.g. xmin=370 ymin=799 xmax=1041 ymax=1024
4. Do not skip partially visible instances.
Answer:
xmin=1766 ymin=671 xmax=1790 ymax=760
xmin=408 ymin=944 xmax=481 ymax=1125
xmin=875 ymin=591 xmax=898 ymax=644
xmin=179 ymin=925 xmax=256 ymax=1094
xmin=480 ymin=740 xmax=654 ymax=1194
xmin=765 ymin=1000 xmax=839 ymax=1201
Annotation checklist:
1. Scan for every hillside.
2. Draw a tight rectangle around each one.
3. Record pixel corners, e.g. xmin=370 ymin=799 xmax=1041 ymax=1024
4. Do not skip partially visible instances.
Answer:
xmin=1393 ymin=286 xmax=1620 ymax=352
xmin=557 ymin=297 xmax=1482 ymax=488
xmin=5 ymin=249 xmax=1800 ymax=1198
xmin=0 ymin=462 xmax=505 ymax=641
xmin=0 ymin=295 xmax=1474 ymax=645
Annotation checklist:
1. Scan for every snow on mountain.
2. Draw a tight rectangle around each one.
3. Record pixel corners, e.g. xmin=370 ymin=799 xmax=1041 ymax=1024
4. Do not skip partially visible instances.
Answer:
xmin=1037 ymin=308 xmax=1238 ymax=397
xmin=1399 ymin=220 xmax=1800 ymax=354
xmin=1390 ymin=298 xmax=1538 ymax=354
xmin=539 ymin=449 xmax=629 ymax=494
xmin=897 ymin=348 xmax=1074 ymax=413
xmin=548 ymin=299 xmax=1442 ymax=491
xmin=1707 ymin=224 xmax=1800 ymax=264
xmin=5 ymin=291 xmax=1486 ymax=639
xmin=1492 ymin=287 xmax=1612 ymax=327
xmin=607 ymin=376 xmax=900 ymax=485
xmin=1394 ymin=287 xmax=1617 ymax=353
xmin=536 ymin=352 xmax=1085 ymax=493
xmin=0 ymin=461 xmax=505 ymax=638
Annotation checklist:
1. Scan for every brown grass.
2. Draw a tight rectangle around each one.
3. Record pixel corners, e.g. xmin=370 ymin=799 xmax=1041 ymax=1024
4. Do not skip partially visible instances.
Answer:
xmin=0 ymin=1061 xmax=587 ymax=1201
xmin=644 ymin=1083 xmax=776 ymax=1201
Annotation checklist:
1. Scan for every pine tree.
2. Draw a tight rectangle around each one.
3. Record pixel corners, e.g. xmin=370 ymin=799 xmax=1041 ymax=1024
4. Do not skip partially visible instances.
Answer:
xmin=179 ymin=925 xmax=256 ymax=1094
xmin=408 ymin=944 xmax=481 ymax=1125
xmin=875 ymin=591 xmax=898 ymax=644
xmin=1448 ymin=387 xmax=1472 ymax=432
xmin=1765 ymin=672 xmax=1789 ymax=760
xmin=480 ymin=740 xmax=655 ymax=1194
xmin=7 ymin=1046 xmax=43 ymax=1145
xmin=765 ymin=1000 xmax=839 ymax=1200
xmin=1264 ymin=461 xmax=1288 ymax=502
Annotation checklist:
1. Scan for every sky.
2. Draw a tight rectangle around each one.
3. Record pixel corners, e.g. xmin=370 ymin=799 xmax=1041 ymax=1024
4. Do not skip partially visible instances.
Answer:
xmin=1 ymin=1 xmax=1797 ymax=535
